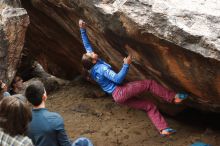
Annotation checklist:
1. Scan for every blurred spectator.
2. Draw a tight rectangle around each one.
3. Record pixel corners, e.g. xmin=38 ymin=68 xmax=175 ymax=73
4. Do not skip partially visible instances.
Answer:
xmin=10 ymin=76 xmax=24 ymax=95
xmin=0 ymin=95 xmax=33 ymax=146
xmin=0 ymin=80 xmax=10 ymax=97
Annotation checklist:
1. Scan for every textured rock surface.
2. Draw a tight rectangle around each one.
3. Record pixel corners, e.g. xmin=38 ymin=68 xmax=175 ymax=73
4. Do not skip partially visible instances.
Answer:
xmin=99 ymin=0 xmax=220 ymax=60
xmin=21 ymin=0 xmax=220 ymax=112
xmin=0 ymin=0 xmax=29 ymax=83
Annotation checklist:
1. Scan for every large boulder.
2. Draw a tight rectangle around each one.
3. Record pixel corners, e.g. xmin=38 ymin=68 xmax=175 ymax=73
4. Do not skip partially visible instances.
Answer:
xmin=21 ymin=0 xmax=220 ymax=112
xmin=0 ymin=0 xmax=29 ymax=83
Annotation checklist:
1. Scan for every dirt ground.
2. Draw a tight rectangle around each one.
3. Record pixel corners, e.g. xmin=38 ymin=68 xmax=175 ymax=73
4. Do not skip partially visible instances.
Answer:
xmin=47 ymin=79 xmax=220 ymax=146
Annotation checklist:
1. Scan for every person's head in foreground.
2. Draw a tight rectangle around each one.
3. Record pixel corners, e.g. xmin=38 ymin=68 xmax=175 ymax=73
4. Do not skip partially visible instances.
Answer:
xmin=0 ymin=95 xmax=32 ymax=136
xmin=25 ymin=81 xmax=47 ymax=107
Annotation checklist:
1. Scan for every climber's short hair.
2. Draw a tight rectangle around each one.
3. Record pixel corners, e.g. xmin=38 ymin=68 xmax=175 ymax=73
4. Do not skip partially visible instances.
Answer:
xmin=82 ymin=53 xmax=94 ymax=70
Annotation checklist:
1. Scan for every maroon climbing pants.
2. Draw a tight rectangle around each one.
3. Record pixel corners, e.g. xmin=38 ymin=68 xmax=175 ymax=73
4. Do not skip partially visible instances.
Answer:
xmin=112 ymin=79 xmax=176 ymax=131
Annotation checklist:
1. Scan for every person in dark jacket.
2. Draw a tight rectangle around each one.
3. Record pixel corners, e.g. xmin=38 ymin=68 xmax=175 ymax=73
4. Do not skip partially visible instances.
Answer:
xmin=79 ymin=19 xmax=188 ymax=136
xmin=25 ymin=81 xmax=93 ymax=146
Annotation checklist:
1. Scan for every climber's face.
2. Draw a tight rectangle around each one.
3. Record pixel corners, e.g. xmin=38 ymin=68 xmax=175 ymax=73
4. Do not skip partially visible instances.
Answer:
xmin=91 ymin=52 xmax=98 ymax=61
xmin=87 ymin=52 xmax=98 ymax=63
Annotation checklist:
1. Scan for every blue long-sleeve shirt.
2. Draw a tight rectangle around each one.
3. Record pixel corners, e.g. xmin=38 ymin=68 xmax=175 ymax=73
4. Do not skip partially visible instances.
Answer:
xmin=80 ymin=28 xmax=129 ymax=94
xmin=27 ymin=108 xmax=72 ymax=146
xmin=80 ymin=28 xmax=93 ymax=53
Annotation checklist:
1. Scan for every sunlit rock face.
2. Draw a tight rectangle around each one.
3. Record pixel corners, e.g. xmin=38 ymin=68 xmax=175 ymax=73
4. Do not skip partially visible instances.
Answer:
xmin=0 ymin=0 xmax=29 ymax=83
xmin=21 ymin=0 xmax=220 ymax=112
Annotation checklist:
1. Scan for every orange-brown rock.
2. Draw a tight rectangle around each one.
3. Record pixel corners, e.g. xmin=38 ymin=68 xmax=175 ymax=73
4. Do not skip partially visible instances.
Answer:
xmin=20 ymin=0 xmax=220 ymax=112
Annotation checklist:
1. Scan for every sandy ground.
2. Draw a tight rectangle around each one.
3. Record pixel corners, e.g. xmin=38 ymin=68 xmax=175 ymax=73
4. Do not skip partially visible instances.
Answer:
xmin=47 ymin=79 xmax=220 ymax=146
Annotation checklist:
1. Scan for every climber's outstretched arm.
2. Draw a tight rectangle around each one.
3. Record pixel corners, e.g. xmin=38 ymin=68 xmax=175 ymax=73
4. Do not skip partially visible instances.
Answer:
xmin=79 ymin=19 xmax=93 ymax=53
